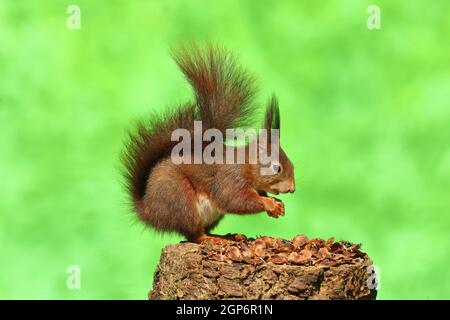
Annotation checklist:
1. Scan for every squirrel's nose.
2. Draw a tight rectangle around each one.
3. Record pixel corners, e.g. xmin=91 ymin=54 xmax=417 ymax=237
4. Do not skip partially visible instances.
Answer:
xmin=289 ymin=182 xmax=295 ymax=193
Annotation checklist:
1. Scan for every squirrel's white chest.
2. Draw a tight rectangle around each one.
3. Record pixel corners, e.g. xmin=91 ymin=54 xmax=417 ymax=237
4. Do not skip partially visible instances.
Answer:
xmin=196 ymin=194 xmax=223 ymax=228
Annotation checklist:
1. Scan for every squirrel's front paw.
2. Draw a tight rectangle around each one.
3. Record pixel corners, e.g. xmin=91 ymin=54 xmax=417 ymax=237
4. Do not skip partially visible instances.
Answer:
xmin=263 ymin=197 xmax=285 ymax=218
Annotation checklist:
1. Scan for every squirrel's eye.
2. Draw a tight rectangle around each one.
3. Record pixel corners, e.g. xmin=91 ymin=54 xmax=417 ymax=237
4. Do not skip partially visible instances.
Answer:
xmin=272 ymin=164 xmax=281 ymax=174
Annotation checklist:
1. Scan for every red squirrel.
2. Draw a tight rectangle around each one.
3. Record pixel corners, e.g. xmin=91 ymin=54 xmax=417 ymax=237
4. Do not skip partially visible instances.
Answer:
xmin=122 ymin=46 xmax=295 ymax=243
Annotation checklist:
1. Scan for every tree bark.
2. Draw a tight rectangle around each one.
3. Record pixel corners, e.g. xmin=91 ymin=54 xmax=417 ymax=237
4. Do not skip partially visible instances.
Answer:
xmin=149 ymin=235 xmax=377 ymax=300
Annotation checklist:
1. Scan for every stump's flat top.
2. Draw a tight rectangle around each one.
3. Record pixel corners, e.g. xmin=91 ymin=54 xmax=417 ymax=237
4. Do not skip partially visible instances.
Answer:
xmin=176 ymin=234 xmax=370 ymax=268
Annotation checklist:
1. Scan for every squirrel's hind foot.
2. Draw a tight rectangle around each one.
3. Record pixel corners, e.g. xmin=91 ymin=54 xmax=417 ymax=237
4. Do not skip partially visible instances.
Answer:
xmin=192 ymin=234 xmax=231 ymax=245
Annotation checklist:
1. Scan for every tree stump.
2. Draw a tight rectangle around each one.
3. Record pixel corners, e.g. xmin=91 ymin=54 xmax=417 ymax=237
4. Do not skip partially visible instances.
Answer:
xmin=149 ymin=235 xmax=377 ymax=300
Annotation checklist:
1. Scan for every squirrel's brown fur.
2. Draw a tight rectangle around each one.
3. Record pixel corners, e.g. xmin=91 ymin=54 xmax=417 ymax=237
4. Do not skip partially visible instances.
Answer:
xmin=122 ymin=46 xmax=295 ymax=243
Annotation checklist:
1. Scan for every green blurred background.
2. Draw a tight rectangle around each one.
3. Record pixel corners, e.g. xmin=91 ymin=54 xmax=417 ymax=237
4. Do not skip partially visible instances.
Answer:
xmin=1 ymin=0 xmax=449 ymax=299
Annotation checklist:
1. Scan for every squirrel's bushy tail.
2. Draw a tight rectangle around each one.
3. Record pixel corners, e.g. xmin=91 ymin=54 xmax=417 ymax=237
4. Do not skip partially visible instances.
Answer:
xmin=122 ymin=46 xmax=258 ymax=204
xmin=172 ymin=45 xmax=258 ymax=133
xmin=121 ymin=103 xmax=196 ymax=204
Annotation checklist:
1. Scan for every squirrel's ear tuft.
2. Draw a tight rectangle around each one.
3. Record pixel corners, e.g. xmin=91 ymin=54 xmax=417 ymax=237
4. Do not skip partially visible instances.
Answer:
xmin=264 ymin=95 xmax=280 ymax=131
